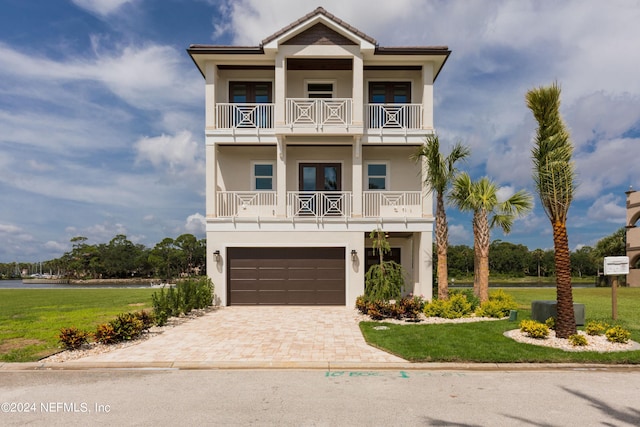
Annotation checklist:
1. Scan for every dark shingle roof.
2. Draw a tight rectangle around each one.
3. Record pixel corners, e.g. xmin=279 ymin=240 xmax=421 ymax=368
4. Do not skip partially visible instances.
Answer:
xmin=261 ymin=7 xmax=377 ymax=46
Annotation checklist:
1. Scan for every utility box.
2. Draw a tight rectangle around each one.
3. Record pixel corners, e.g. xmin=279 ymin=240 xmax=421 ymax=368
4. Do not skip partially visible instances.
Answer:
xmin=531 ymin=300 xmax=585 ymax=325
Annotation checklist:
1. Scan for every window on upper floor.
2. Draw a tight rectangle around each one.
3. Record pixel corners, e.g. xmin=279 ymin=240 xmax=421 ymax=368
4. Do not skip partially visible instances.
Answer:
xmin=366 ymin=163 xmax=388 ymax=190
xmin=306 ymin=82 xmax=335 ymax=99
xmin=368 ymin=82 xmax=411 ymax=104
xmin=252 ymin=162 xmax=274 ymax=190
xmin=230 ymin=82 xmax=272 ymax=103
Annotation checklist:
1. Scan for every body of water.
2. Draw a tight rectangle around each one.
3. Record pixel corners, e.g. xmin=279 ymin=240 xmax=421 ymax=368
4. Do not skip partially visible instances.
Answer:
xmin=0 ymin=279 xmax=156 ymax=289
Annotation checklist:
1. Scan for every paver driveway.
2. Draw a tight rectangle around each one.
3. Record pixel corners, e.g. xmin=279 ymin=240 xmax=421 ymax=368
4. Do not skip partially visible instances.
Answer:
xmin=74 ymin=306 xmax=405 ymax=364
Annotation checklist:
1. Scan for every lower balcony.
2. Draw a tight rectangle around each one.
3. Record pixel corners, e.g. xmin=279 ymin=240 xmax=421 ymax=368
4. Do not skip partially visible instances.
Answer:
xmin=215 ymin=191 xmax=424 ymax=219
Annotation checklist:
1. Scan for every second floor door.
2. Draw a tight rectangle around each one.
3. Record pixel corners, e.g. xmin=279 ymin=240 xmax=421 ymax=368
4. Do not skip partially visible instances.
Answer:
xmin=297 ymin=163 xmax=343 ymax=216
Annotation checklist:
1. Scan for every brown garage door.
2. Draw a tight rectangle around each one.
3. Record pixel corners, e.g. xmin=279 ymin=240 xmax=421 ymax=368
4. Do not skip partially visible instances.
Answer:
xmin=228 ymin=247 xmax=345 ymax=305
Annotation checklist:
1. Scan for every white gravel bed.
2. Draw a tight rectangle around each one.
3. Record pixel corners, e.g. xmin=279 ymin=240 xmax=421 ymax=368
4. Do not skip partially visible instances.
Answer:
xmin=504 ymin=329 xmax=640 ymax=352
xmin=42 ymin=307 xmax=214 ymax=363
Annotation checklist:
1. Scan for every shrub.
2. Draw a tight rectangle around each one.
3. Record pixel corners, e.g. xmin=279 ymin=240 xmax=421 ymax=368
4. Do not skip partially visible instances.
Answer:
xmin=424 ymin=294 xmax=472 ymax=319
xmin=110 ymin=312 xmax=144 ymax=341
xmin=151 ymin=277 xmax=214 ymax=326
xmin=585 ymin=320 xmax=608 ymax=336
xmin=475 ymin=290 xmax=518 ymax=318
xmin=519 ymin=319 xmax=549 ymax=339
xmin=365 ymin=261 xmax=404 ymax=301
xmin=355 ymin=295 xmax=368 ymax=314
xmin=545 ymin=317 xmax=556 ymax=330
xmin=134 ymin=310 xmax=156 ymax=330
xmin=568 ymin=334 xmax=588 ymax=347
xmin=95 ymin=323 xmax=118 ymax=344
xmin=449 ymin=289 xmax=480 ymax=311
xmin=605 ymin=325 xmax=631 ymax=344
xmin=357 ymin=294 xmax=425 ymax=321
xmin=58 ymin=327 xmax=90 ymax=350
xmin=398 ymin=295 xmax=425 ymax=320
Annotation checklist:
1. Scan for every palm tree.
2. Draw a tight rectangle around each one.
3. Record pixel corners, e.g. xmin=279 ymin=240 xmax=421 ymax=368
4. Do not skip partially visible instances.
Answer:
xmin=450 ymin=173 xmax=532 ymax=302
xmin=411 ymin=134 xmax=470 ymax=300
xmin=526 ymin=82 xmax=577 ymax=338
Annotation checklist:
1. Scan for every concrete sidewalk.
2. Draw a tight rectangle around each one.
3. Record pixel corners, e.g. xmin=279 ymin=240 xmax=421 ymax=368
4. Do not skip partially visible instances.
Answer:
xmin=59 ymin=306 xmax=406 ymax=364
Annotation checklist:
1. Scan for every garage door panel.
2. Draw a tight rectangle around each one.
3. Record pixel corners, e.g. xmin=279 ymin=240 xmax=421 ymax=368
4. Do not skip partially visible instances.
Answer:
xmin=228 ymin=247 xmax=345 ymax=305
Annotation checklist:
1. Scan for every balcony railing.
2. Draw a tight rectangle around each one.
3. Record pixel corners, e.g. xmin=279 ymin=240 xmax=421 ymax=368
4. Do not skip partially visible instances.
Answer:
xmin=367 ymin=104 xmax=422 ymax=129
xmin=286 ymin=98 xmax=352 ymax=128
xmin=215 ymin=103 xmax=274 ymax=129
xmin=216 ymin=191 xmax=423 ymax=219
xmin=287 ymin=192 xmax=352 ymax=218
xmin=363 ymin=191 xmax=423 ymax=217
xmin=217 ymin=191 xmax=277 ymax=217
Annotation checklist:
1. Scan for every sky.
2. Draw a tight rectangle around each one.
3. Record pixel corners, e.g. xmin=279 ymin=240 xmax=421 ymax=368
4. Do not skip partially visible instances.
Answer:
xmin=0 ymin=0 xmax=638 ymax=262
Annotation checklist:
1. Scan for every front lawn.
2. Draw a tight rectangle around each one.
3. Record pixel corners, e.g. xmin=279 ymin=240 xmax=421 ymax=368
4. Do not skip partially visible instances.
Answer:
xmin=360 ymin=287 xmax=640 ymax=363
xmin=0 ymin=289 xmax=155 ymax=362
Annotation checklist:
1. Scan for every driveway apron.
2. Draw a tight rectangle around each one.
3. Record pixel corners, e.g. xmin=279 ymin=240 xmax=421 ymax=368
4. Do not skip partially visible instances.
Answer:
xmin=74 ymin=307 xmax=405 ymax=363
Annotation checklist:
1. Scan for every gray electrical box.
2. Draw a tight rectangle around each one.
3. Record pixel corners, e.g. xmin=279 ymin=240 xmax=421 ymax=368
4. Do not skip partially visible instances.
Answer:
xmin=531 ymin=300 xmax=585 ymax=325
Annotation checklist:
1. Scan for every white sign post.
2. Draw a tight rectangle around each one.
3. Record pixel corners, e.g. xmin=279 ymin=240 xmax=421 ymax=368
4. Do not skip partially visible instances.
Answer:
xmin=604 ymin=256 xmax=629 ymax=320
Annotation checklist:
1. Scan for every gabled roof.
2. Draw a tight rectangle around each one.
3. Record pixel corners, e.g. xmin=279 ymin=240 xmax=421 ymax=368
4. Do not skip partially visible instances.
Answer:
xmin=261 ymin=7 xmax=377 ymax=46
xmin=187 ymin=7 xmax=451 ymax=79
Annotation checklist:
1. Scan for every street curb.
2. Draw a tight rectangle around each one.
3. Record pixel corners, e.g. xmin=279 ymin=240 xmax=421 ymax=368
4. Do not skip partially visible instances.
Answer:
xmin=2 ymin=361 xmax=639 ymax=372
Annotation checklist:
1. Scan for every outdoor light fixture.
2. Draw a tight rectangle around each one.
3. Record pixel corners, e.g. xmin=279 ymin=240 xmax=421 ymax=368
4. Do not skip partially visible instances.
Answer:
xmin=351 ymin=249 xmax=357 ymax=261
xmin=213 ymin=250 xmax=221 ymax=262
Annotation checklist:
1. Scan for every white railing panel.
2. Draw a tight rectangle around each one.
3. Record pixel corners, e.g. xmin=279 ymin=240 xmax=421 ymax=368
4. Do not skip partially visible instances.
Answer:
xmin=217 ymin=192 xmax=277 ymax=217
xmin=367 ymin=104 xmax=422 ymax=129
xmin=286 ymin=99 xmax=352 ymax=128
xmin=287 ymin=192 xmax=352 ymax=218
xmin=363 ymin=191 xmax=423 ymax=217
xmin=215 ymin=104 xmax=274 ymax=129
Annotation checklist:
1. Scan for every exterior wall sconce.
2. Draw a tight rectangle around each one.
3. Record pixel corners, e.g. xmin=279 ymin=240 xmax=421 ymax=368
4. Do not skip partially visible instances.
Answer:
xmin=351 ymin=249 xmax=358 ymax=262
xmin=213 ymin=250 xmax=221 ymax=262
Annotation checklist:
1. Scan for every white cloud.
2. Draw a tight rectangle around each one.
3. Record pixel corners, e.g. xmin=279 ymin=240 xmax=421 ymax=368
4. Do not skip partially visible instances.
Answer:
xmin=184 ymin=213 xmax=206 ymax=236
xmin=586 ymin=194 xmax=626 ymax=224
xmin=135 ymin=130 xmax=205 ymax=180
xmin=71 ymin=0 xmax=137 ymax=17
xmin=0 ymin=223 xmax=22 ymax=234
xmin=448 ymin=223 xmax=472 ymax=245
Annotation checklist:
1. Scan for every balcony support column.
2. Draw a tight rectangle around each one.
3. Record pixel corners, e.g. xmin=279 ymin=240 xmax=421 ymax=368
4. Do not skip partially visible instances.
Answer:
xmin=206 ymin=137 xmax=217 ymax=218
xmin=414 ymin=231 xmax=433 ymax=300
xmin=422 ymin=63 xmax=434 ymax=130
xmin=205 ymin=62 xmax=217 ymax=129
xmin=352 ymin=55 xmax=364 ymax=127
xmin=275 ymin=53 xmax=286 ymax=127
xmin=352 ymin=137 xmax=362 ymax=217
xmin=276 ymin=136 xmax=287 ymax=217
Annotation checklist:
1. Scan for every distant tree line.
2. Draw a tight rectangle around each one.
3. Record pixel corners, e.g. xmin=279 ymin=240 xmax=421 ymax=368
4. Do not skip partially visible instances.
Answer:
xmin=0 ymin=234 xmax=206 ymax=281
xmin=436 ymin=227 xmax=627 ymax=280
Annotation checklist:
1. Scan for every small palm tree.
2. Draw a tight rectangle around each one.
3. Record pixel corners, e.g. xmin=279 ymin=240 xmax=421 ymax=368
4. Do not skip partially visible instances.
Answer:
xmin=450 ymin=173 xmax=532 ymax=302
xmin=411 ymin=134 xmax=470 ymax=300
xmin=526 ymin=82 xmax=577 ymax=338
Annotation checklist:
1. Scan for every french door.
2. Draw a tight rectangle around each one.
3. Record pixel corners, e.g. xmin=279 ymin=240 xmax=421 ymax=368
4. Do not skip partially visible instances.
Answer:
xmin=298 ymin=163 xmax=342 ymax=216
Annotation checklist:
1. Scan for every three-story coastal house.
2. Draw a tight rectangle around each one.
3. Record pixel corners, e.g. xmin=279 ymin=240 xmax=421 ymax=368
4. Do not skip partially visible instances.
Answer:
xmin=188 ymin=7 xmax=450 ymax=305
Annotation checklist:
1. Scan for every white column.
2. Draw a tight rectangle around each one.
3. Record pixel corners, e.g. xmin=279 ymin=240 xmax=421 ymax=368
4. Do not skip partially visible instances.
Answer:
xmin=276 ymin=137 xmax=287 ymax=217
xmin=415 ymin=231 xmax=433 ymax=301
xmin=422 ymin=62 xmax=434 ymax=130
xmin=352 ymin=55 xmax=364 ymax=127
xmin=205 ymin=62 xmax=217 ymax=129
xmin=421 ymin=156 xmax=432 ymax=217
xmin=205 ymin=137 xmax=217 ymax=218
xmin=352 ymin=137 xmax=362 ymax=217
xmin=275 ymin=53 xmax=286 ymax=127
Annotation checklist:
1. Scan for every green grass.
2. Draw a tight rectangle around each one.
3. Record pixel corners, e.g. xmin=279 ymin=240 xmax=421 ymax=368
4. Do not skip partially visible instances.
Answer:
xmin=0 ymin=289 xmax=155 ymax=362
xmin=360 ymin=288 xmax=640 ymax=363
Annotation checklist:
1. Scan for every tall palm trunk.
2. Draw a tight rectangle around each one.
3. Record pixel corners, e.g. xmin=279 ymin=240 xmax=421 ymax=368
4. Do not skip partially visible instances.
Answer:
xmin=435 ymin=192 xmax=449 ymax=300
xmin=475 ymin=209 xmax=491 ymax=302
xmin=553 ymin=221 xmax=576 ymax=338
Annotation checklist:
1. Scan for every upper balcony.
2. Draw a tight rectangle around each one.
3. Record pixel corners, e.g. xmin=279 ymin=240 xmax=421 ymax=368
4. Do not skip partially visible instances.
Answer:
xmin=213 ymin=100 xmax=425 ymax=136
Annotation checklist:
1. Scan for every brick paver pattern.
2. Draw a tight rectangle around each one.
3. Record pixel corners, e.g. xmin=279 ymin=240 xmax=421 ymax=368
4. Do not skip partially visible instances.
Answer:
xmin=76 ymin=307 xmax=405 ymax=363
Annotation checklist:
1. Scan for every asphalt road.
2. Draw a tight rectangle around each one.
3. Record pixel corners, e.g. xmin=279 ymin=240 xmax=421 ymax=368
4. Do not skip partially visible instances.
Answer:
xmin=1 ymin=368 xmax=639 ymax=426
